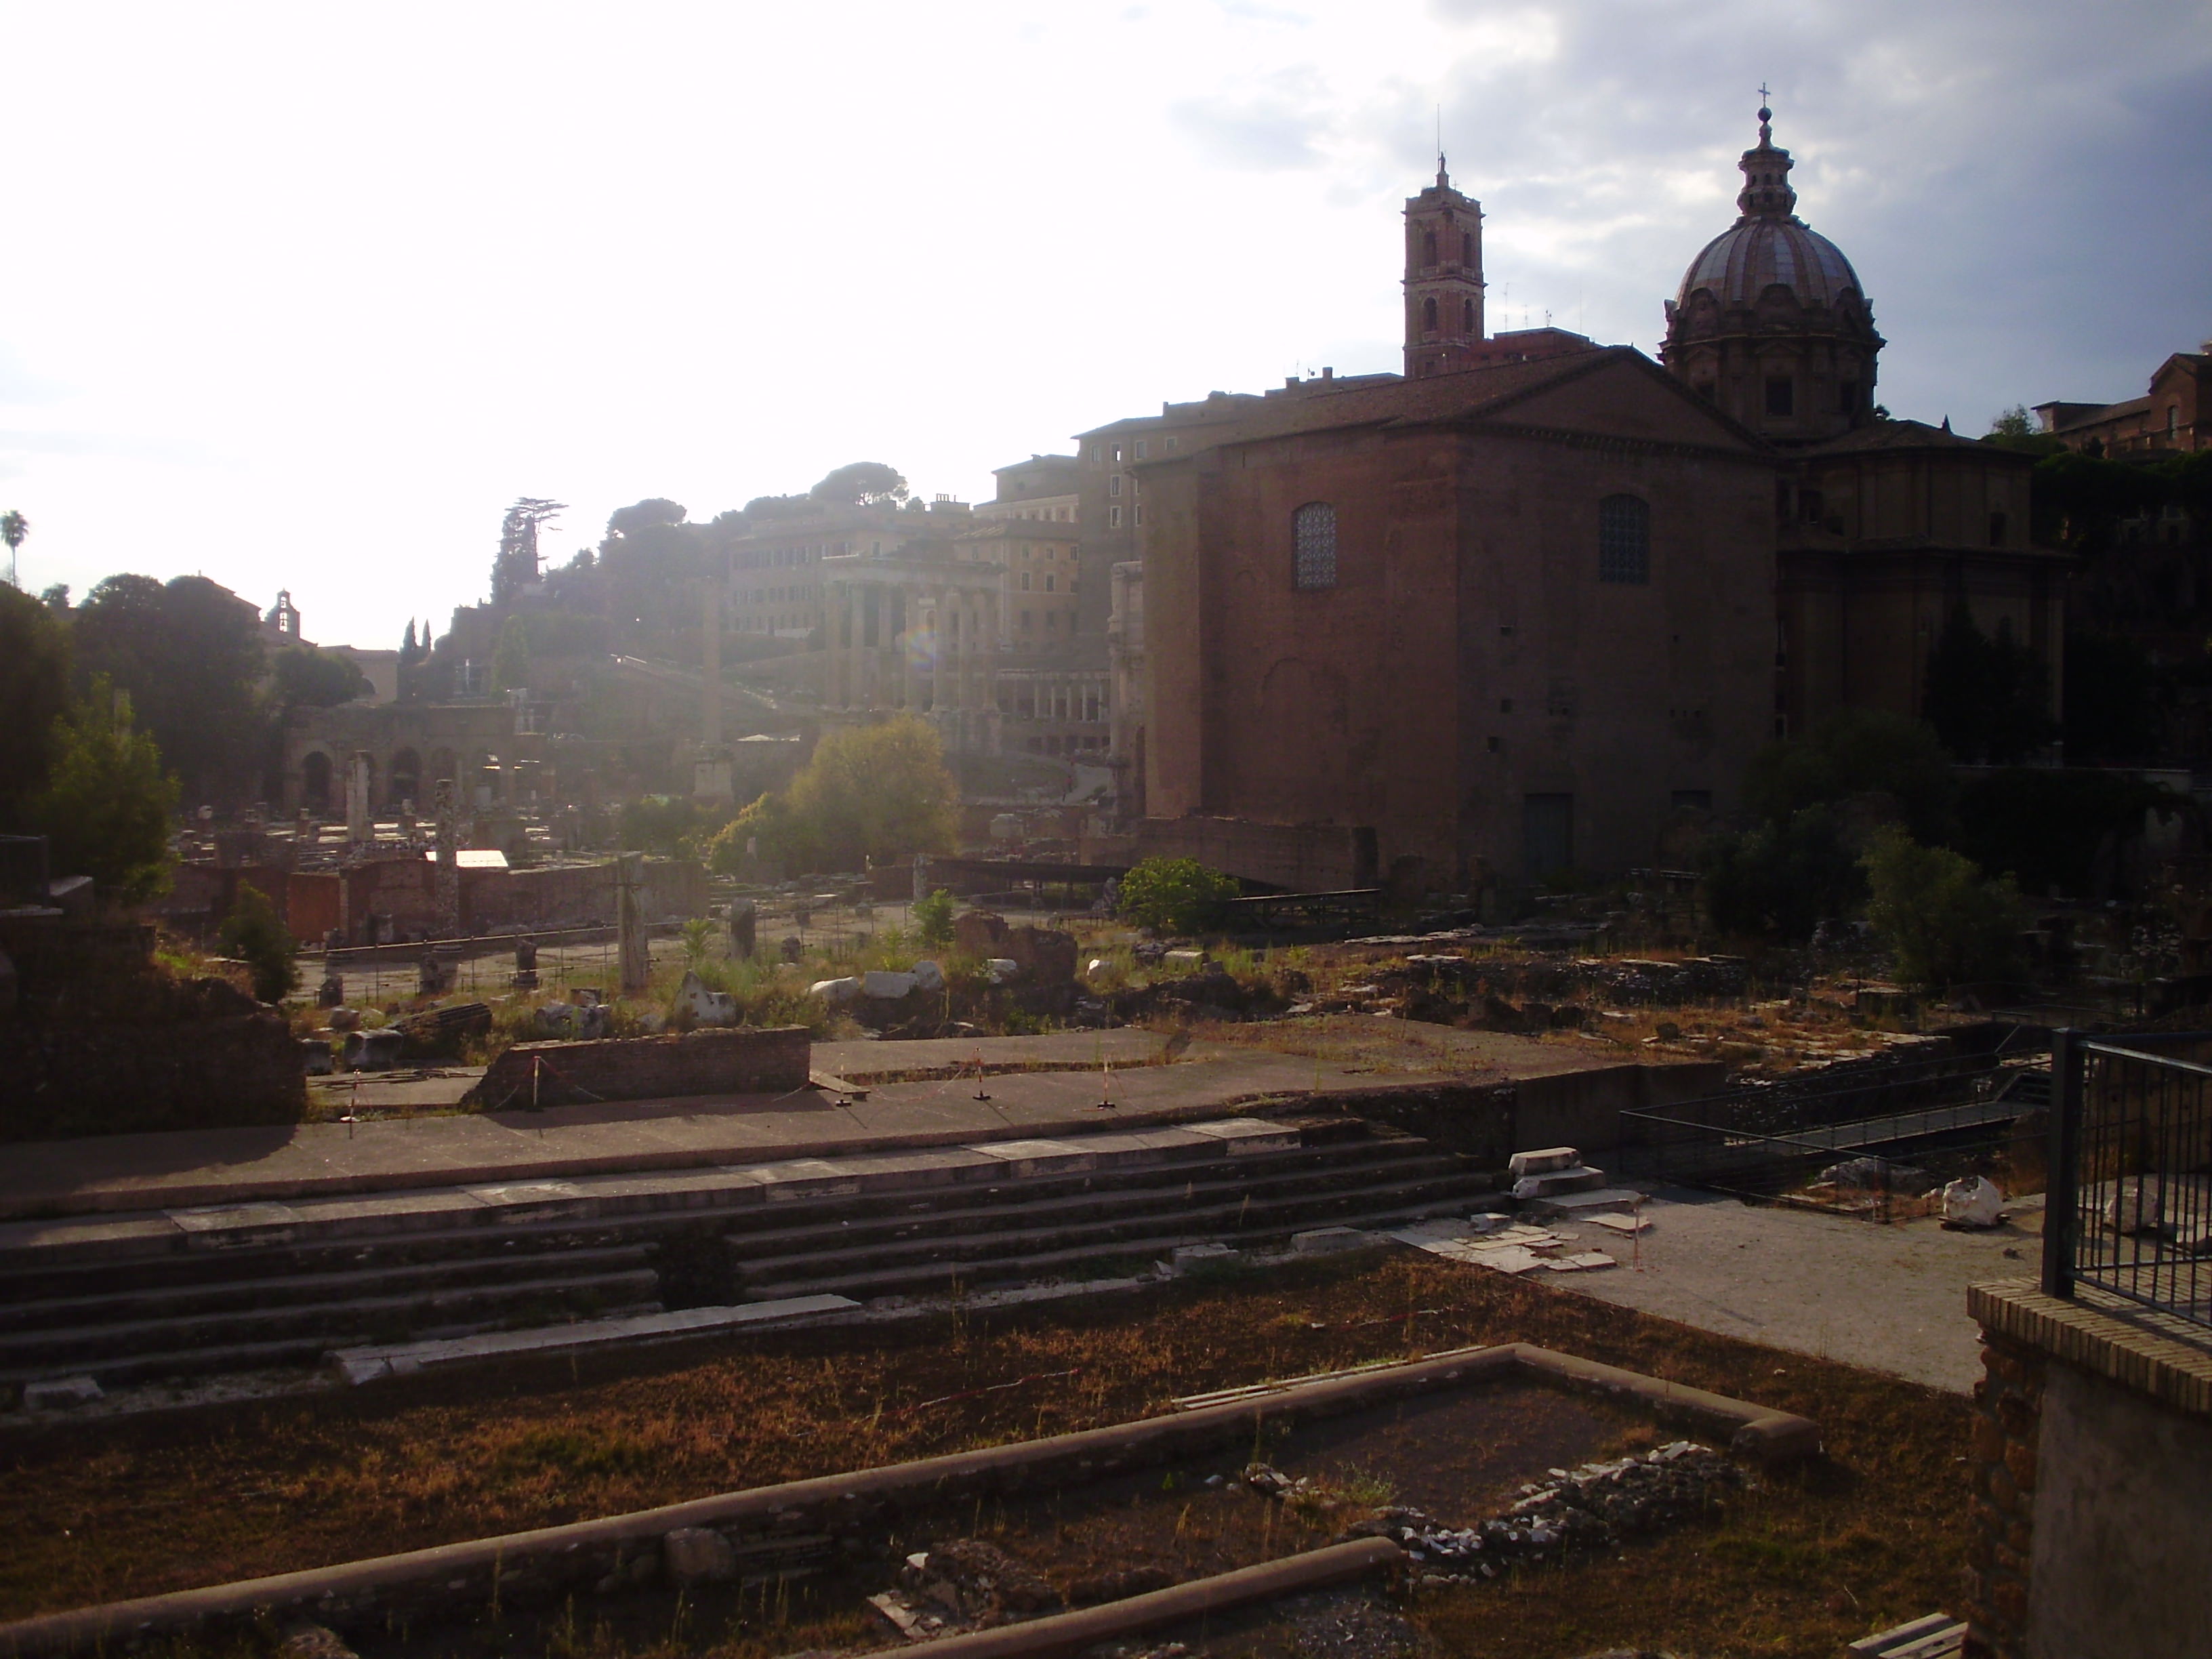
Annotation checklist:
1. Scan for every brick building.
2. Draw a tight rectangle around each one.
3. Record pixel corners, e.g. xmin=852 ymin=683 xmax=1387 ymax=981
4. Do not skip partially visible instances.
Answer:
xmin=2035 ymin=346 xmax=2209 ymax=457
xmin=1107 ymin=110 xmax=2063 ymax=890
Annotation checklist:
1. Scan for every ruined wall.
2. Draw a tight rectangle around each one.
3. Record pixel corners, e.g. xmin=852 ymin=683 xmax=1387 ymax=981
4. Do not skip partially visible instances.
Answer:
xmin=469 ymin=1025 xmax=811 ymax=1109
xmin=0 ymin=916 xmax=303 ymax=1141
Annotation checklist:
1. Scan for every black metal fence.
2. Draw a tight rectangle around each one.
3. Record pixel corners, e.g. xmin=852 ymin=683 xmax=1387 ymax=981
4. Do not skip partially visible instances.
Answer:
xmin=2043 ymin=1031 xmax=2212 ymax=1330
xmin=1620 ymin=1031 xmax=2049 ymax=1204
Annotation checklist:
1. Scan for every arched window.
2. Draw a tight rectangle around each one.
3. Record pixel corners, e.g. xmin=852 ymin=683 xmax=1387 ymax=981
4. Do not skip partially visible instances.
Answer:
xmin=1597 ymin=495 xmax=1650 ymax=584
xmin=1461 ymin=230 xmax=1474 ymax=265
xmin=1988 ymin=510 xmax=2007 ymax=547
xmin=1462 ymin=298 xmax=1475 ymax=333
xmin=1422 ymin=296 xmax=1438 ymax=331
xmin=1292 ymin=503 xmax=1338 ymax=590
xmin=1422 ymin=229 xmax=1437 ymax=266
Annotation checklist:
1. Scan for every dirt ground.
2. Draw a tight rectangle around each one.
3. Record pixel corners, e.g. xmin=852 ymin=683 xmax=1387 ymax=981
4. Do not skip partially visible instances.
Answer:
xmin=0 ymin=1250 xmax=1973 ymax=1659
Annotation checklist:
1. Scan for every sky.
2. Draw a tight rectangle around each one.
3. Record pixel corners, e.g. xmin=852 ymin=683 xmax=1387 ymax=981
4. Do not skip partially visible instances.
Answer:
xmin=2 ymin=0 xmax=2207 ymax=651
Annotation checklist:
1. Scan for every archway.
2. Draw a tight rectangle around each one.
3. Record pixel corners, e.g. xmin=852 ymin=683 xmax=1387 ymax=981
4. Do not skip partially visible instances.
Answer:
xmin=388 ymin=748 xmax=422 ymax=808
xmin=300 ymin=750 xmax=333 ymax=813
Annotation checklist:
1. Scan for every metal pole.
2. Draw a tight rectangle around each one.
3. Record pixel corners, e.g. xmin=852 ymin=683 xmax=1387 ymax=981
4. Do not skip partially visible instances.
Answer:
xmin=2042 ymin=1028 xmax=2083 ymax=1300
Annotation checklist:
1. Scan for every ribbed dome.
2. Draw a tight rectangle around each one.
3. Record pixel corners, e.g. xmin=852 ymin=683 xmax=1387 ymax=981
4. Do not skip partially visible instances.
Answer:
xmin=1677 ymin=216 xmax=1864 ymax=312
xmin=1674 ymin=106 xmax=1866 ymax=314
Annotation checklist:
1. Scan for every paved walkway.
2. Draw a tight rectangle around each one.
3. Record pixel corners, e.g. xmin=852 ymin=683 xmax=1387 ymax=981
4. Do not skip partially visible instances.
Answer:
xmin=7 ymin=1027 xmax=1606 ymax=1221
xmin=1549 ymin=1187 xmax=2045 ymax=1393
xmin=1 ymin=1050 xmax=1480 ymax=1221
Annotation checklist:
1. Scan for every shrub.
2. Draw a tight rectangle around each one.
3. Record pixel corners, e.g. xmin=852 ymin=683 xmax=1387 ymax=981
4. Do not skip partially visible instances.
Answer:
xmin=1116 ymin=857 xmax=1240 ymax=935
xmin=218 ymin=882 xmax=298 ymax=1004
xmin=914 ymin=886 xmax=956 ymax=947
xmin=1700 ymin=807 xmax=1865 ymax=941
xmin=1861 ymin=826 xmax=2024 ymax=990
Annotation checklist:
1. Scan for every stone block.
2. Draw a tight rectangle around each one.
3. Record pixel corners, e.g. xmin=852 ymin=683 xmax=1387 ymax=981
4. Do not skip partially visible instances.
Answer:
xmin=1509 ymin=1146 xmax=1582 ymax=1178
xmin=663 ymin=1527 xmax=736 ymax=1584
xmin=1291 ymin=1225 xmax=1380 ymax=1254
xmin=22 ymin=1375 xmax=103 ymax=1410
xmin=1511 ymin=1165 xmax=1607 ymax=1200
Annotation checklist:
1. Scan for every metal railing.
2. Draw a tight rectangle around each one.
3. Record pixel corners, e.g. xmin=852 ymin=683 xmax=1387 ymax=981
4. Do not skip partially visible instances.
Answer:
xmin=2044 ymin=1030 xmax=2212 ymax=1331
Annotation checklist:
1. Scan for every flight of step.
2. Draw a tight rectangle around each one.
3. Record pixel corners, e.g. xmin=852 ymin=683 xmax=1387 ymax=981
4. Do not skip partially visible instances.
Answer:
xmin=0 ymin=1116 xmax=1494 ymax=1400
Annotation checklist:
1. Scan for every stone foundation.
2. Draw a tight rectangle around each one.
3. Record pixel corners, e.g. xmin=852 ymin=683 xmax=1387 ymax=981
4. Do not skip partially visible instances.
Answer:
xmin=467 ymin=1025 xmax=811 ymax=1109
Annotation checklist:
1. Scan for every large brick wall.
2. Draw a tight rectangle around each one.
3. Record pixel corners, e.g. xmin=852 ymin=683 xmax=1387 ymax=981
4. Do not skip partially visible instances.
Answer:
xmin=468 ymin=1026 xmax=811 ymax=1109
xmin=1962 ymin=1329 xmax=2044 ymax=1658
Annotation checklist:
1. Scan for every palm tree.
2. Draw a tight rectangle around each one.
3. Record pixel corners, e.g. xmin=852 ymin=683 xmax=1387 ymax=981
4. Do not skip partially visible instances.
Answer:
xmin=0 ymin=510 xmax=26 ymax=590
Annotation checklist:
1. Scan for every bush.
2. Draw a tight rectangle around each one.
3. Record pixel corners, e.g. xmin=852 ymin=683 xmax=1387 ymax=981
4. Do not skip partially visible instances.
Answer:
xmin=914 ymin=887 xmax=956 ymax=947
xmin=218 ymin=882 xmax=298 ymax=1004
xmin=1116 ymin=857 xmax=1240 ymax=935
xmin=1861 ymin=827 xmax=2024 ymax=990
xmin=1700 ymin=806 xmax=1864 ymax=941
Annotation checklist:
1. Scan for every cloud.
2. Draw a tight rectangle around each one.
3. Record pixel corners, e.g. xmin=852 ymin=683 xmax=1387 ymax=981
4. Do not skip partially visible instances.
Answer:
xmin=1171 ymin=68 xmax=1338 ymax=169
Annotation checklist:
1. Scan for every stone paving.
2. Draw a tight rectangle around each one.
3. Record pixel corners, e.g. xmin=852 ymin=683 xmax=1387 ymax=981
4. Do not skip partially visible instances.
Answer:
xmin=1544 ymin=1187 xmax=2047 ymax=1394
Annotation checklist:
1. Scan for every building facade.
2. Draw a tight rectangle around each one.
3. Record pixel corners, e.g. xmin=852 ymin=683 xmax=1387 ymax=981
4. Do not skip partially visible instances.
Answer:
xmin=1101 ymin=109 xmax=2066 ymax=890
xmin=2035 ymin=346 xmax=2210 ymax=457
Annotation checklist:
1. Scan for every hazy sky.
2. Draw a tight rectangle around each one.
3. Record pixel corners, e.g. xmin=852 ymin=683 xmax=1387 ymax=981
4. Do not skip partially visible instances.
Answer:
xmin=3 ymin=1 xmax=2207 ymax=650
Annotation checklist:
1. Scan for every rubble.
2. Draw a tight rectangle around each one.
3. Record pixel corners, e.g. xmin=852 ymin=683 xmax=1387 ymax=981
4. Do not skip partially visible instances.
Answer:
xmin=1330 ymin=1441 xmax=1746 ymax=1584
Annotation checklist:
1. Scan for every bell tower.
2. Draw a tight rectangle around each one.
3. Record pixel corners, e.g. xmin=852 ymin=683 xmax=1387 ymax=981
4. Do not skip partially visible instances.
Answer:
xmin=1404 ymin=157 xmax=1486 ymax=378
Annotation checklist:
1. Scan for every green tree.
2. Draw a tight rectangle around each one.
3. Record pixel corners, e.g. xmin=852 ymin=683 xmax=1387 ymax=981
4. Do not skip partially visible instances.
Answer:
xmin=1 ymin=508 xmax=27 ymax=588
xmin=2031 ymin=449 xmax=2162 ymax=554
xmin=1699 ymin=806 xmax=1865 ymax=941
xmin=1982 ymin=407 xmax=2062 ymax=456
xmin=810 ymin=462 xmax=909 ymax=506
xmin=0 ymin=582 xmax=73 ymax=830
xmin=218 ymin=881 xmax=298 ymax=1004
xmin=914 ymin=886 xmax=956 ymax=947
xmin=270 ymin=644 xmax=371 ymax=708
xmin=490 ymin=498 xmax=565 ymax=606
xmin=1861 ymin=826 xmax=2024 ymax=990
xmin=2062 ymin=628 xmax=2160 ymax=762
xmin=783 ymin=716 xmax=958 ymax=871
xmin=1116 ymin=857 xmax=1242 ymax=935
xmin=1923 ymin=601 xmax=2057 ymax=764
xmin=1742 ymin=708 xmax=1959 ymax=842
xmin=72 ymin=573 xmax=266 ymax=804
xmin=491 ymin=615 xmax=533 ymax=693
xmin=28 ymin=679 xmax=179 ymax=905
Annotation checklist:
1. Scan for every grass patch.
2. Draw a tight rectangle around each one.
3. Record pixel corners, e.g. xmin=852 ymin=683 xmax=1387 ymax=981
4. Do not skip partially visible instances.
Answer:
xmin=0 ymin=1255 xmax=1969 ymax=1656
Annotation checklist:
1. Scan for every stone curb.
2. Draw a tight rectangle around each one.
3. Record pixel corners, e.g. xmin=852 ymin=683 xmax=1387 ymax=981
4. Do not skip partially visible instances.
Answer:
xmin=0 ymin=1343 xmax=1816 ymax=1656
xmin=892 ymin=1539 xmax=1404 ymax=1656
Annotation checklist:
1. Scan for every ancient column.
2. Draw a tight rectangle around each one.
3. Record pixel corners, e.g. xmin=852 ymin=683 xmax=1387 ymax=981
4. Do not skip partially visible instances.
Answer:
xmin=615 ymin=851 xmax=650 ymax=996
xmin=432 ymin=779 xmax=461 ymax=937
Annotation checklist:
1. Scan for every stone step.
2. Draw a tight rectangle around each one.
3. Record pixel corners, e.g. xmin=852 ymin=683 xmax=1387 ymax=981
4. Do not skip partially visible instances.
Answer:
xmin=739 ymin=1185 xmax=1484 ymax=1305
xmin=5 ymin=1301 xmax=668 ymax=1394
xmin=731 ymin=1169 xmax=1483 ymax=1288
xmin=0 ymin=1120 xmax=1376 ymax=1292
xmin=718 ymin=1147 xmax=1467 ymax=1259
xmin=0 ymin=1244 xmax=655 ymax=1336
xmin=0 ymin=1267 xmax=659 ymax=1376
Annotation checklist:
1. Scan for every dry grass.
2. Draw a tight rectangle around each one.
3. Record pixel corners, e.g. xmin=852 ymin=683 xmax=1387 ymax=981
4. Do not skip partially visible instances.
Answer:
xmin=0 ymin=1253 xmax=1971 ymax=1656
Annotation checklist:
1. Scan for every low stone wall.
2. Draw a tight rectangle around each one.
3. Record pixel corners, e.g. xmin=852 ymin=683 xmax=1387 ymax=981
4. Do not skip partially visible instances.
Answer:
xmin=1964 ymin=1279 xmax=2212 ymax=1659
xmin=0 ymin=1343 xmax=1817 ymax=1656
xmin=0 ymin=1010 xmax=306 ymax=1141
xmin=467 ymin=1026 xmax=811 ymax=1109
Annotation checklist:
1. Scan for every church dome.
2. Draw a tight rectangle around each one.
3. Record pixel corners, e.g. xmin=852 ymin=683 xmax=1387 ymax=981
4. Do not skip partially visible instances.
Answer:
xmin=1673 ymin=108 xmax=1866 ymax=314
xmin=1677 ymin=216 xmax=1864 ymax=312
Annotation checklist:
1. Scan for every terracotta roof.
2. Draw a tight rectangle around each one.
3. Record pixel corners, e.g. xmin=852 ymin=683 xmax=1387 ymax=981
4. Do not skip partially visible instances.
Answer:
xmin=1805 ymin=417 xmax=2023 ymax=457
xmin=1127 ymin=347 xmax=1753 ymax=454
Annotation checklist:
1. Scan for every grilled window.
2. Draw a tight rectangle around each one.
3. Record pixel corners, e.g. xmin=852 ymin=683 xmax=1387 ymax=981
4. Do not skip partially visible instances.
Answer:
xmin=1292 ymin=502 xmax=1338 ymax=590
xmin=1598 ymin=495 xmax=1650 ymax=584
